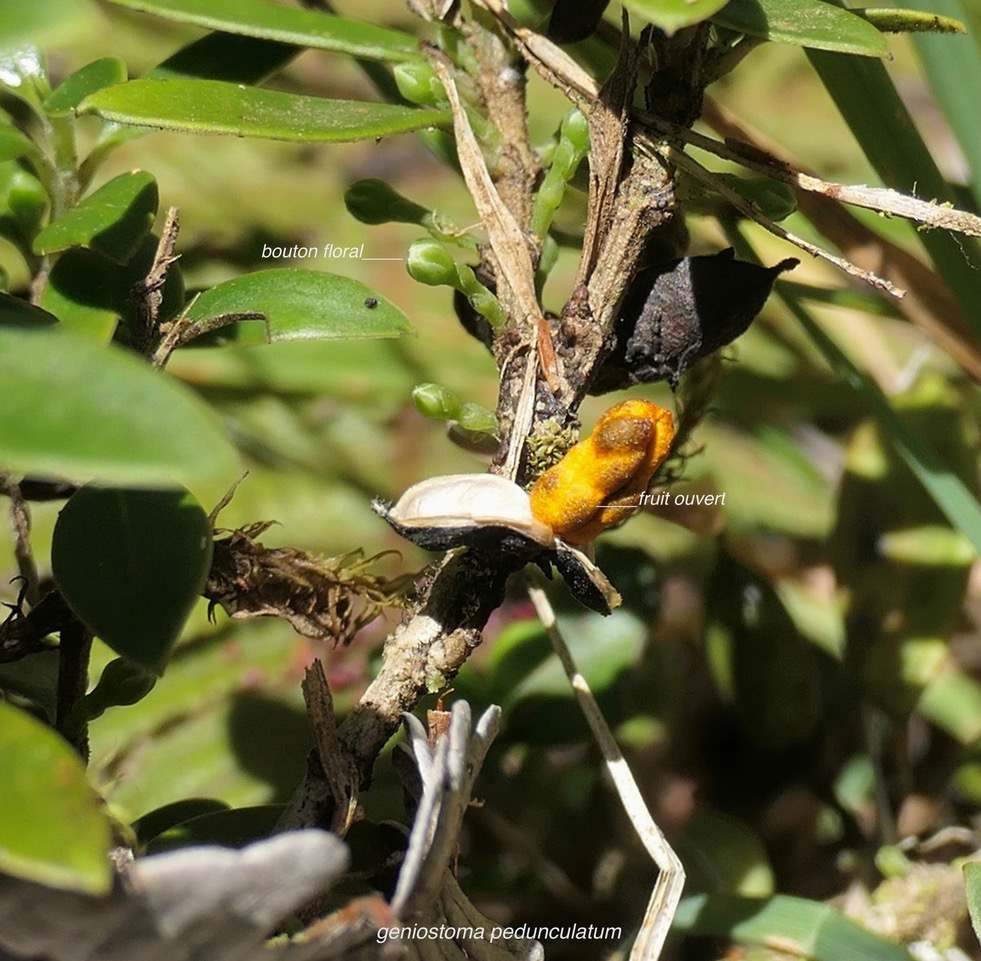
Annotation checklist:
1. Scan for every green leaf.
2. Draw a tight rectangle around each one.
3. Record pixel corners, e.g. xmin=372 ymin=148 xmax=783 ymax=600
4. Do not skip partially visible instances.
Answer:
xmin=0 ymin=124 xmax=42 ymax=166
xmin=81 ymin=78 xmax=450 ymax=143
xmin=858 ymin=6 xmax=965 ymax=33
xmin=132 ymin=798 xmax=230 ymax=846
xmin=0 ymin=291 xmax=59 ymax=328
xmin=0 ymin=700 xmax=112 ymax=894
xmin=33 ymin=171 xmax=158 ymax=263
xmin=712 ymin=0 xmax=890 ymax=56
xmin=104 ymin=0 xmax=421 ymax=62
xmin=179 ymin=268 xmax=411 ymax=345
xmin=40 ymin=234 xmax=184 ymax=341
xmin=0 ymin=651 xmax=60 ymax=722
xmin=43 ymin=57 xmax=127 ymax=116
xmin=965 ymin=861 xmax=981 ymax=947
xmin=622 ymin=0 xmax=728 ymax=34
xmin=0 ymin=159 xmax=48 ymax=245
xmin=145 ymin=804 xmax=285 ymax=852
xmin=673 ymin=893 xmax=912 ymax=961
xmin=0 ymin=327 xmax=240 ymax=499
xmin=150 ymin=32 xmax=298 ymax=83
xmin=52 ymin=486 xmax=213 ymax=673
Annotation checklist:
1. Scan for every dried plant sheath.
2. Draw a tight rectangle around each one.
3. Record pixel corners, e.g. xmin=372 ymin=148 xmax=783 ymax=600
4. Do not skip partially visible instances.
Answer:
xmin=205 ymin=523 xmax=404 ymax=646
xmin=592 ymin=248 xmax=798 ymax=392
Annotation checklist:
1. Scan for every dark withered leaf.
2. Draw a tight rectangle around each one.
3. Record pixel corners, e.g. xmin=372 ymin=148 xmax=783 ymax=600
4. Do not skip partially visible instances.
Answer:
xmin=205 ymin=523 xmax=407 ymax=645
xmin=591 ymin=248 xmax=798 ymax=393
xmin=548 ymin=0 xmax=612 ymax=43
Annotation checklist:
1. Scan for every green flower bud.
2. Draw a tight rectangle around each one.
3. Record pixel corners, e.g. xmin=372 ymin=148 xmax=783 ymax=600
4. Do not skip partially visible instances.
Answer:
xmin=393 ymin=61 xmax=445 ymax=106
xmin=82 ymin=657 xmax=157 ymax=721
xmin=412 ymin=382 xmax=461 ymax=420
xmin=406 ymin=238 xmax=458 ymax=287
xmin=345 ymin=178 xmax=430 ymax=226
xmin=559 ymin=107 xmax=589 ymax=157
xmin=457 ymin=401 xmax=498 ymax=435
xmin=456 ymin=264 xmax=507 ymax=329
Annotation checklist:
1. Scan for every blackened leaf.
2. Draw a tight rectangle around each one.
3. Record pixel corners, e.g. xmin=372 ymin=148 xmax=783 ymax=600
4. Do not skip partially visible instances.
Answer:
xmin=593 ymin=249 xmax=797 ymax=392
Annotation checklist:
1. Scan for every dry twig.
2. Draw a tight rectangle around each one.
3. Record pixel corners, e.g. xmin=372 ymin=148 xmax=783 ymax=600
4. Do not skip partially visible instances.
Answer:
xmin=527 ymin=582 xmax=685 ymax=961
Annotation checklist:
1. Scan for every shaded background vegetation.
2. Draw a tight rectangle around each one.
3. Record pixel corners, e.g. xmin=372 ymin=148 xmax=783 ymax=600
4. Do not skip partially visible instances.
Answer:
xmin=1 ymin=1 xmax=981 ymax=959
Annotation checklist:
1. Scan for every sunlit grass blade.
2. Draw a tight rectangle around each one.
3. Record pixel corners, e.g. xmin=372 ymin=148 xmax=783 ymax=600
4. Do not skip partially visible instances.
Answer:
xmin=807 ymin=28 xmax=981 ymax=331
xmin=894 ymin=0 xmax=981 ymax=210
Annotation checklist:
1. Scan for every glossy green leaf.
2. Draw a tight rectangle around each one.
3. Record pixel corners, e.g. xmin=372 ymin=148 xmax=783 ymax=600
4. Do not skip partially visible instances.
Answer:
xmin=44 ymin=58 xmax=127 ymax=116
xmin=82 ymin=36 xmax=300 ymax=168
xmin=0 ymin=327 xmax=240 ymax=499
xmin=0 ymin=292 xmax=59 ymax=328
xmin=674 ymin=893 xmax=912 ymax=961
xmin=40 ymin=234 xmax=184 ymax=341
xmin=52 ymin=486 xmax=213 ymax=673
xmin=0 ymin=700 xmax=112 ymax=894
xmin=81 ymin=79 xmax=450 ymax=143
xmin=712 ymin=0 xmax=890 ymax=56
xmin=179 ymin=268 xmax=411 ymax=345
xmin=622 ymin=0 xmax=728 ymax=34
xmin=104 ymin=0 xmax=421 ymax=62
xmin=0 ymin=47 xmax=47 ymax=112
xmin=0 ymin=124 xmax=41 ymax=166
xmin=33 ymin=171 xmax=158 ymax=263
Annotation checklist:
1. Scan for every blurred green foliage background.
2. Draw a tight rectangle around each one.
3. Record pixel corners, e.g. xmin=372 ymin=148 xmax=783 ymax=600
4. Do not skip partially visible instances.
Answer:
xmin=1 ymin=1 xmax=980 ymax=958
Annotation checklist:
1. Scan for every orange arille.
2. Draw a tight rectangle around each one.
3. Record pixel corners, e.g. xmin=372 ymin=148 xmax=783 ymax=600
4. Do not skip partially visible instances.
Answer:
xmin=529 ymin=400 xmax=674 ymax=545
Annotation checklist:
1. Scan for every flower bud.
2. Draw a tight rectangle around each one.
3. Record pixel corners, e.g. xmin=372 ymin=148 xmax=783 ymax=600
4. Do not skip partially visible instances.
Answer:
xmin=412 ymin=382 xmax=461 ymax=420
xmin=394 ymin=61 xmax=445 ymax=106
xmin=406 ymin=238 xmax=458 ymax=287
xmin=345 ymin=178 xmax=430 ymax=226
